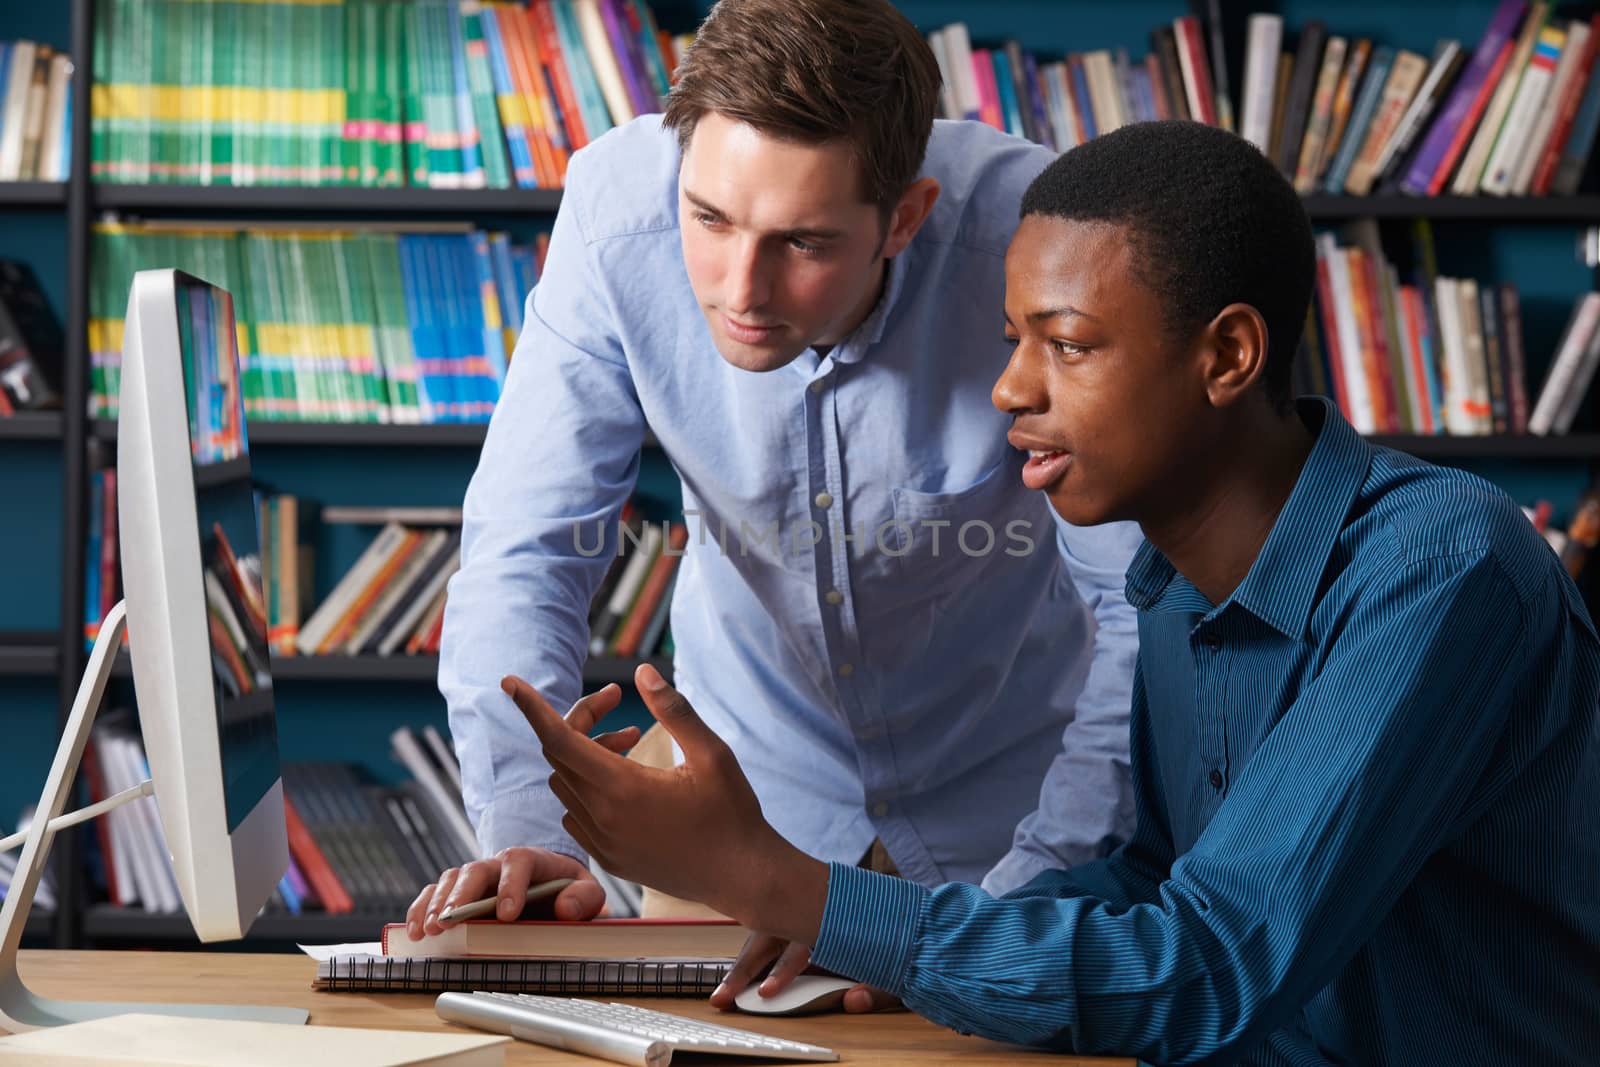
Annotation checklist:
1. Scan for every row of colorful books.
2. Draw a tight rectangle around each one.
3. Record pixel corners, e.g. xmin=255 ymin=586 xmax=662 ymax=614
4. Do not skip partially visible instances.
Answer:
xmin=1297 ymin=219 xmax=1597 ymax=437
xmin=91 ymin=0 xmax=687 ymax=189
xmin=930 ymin=0 xmax=1600 ymax=198
xmin=89 ymin=222 xmax=548 ymax=423
xmin=296 ymin=518 xmax=462 ymax=659
xmin=588 ymin=501 xmax=680 ymax=661
xmin=81 ymin=719 xmax=478 ymax=917
xmin=0 ymin=40 xmax=72 ymax=182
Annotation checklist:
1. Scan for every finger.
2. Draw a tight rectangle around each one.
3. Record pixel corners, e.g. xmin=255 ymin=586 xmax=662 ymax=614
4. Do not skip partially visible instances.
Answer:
xmin=552 ymin=876 xmax=607 ymax=921
xmin=843 ymin=985 xmax=905 ymax=1013
xmin=635 ymin=664 xmax=726 ymax=762
xmin=424 ymin=868 xmax=460 ymax=936
xmin=593 ymin=727 xmax=642 ymax=754
xmin=710 ymin=934 xmax=787 ymax=1009
xmin=758 ymin=941 xmax=812 ymax=996
xmin=405 ymin=883 xmax=437 ymax=941
xmin=505 ymin=676 xmax=621 ymax=780
xmin=564 ymin=684 xmax=623 ymax=734
xmin=493 ymin=850 xmax=538 ymax=920
xmin=438 ymin=859 xmax=504 ymax=921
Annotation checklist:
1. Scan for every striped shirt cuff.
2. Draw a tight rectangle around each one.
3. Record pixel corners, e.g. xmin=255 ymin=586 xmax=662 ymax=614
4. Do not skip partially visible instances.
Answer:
xmin=809 ymin=862 xmax=928 ymax=995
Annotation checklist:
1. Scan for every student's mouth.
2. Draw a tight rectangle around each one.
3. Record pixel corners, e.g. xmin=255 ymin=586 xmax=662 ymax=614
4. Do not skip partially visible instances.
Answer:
xmin=1010 ymin=432 xmax=1073 ymax=491
xmin=1021 ymin=449 xmax=1072 ymax=490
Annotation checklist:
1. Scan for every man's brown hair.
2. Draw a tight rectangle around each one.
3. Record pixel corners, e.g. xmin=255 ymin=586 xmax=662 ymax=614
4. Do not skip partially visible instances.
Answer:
xmin=661 ymin=0 xmax=941 ymax=212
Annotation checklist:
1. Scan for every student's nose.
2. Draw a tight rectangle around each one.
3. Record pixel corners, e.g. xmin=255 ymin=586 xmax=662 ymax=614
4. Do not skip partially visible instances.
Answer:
xmin=991 ymin=343 xmax=1045 ymax=415
xmin=724 ymin=237 xmax=772 ymax=314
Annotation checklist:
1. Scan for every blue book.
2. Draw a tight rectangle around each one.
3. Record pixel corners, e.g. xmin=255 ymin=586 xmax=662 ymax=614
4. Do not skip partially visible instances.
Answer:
xmin=991 ymin=51 xmax=1025 ymax=138
xmin=444 ymin=1 xmax=486 ymax=188
xmin=551 ymin=0 xmax=615 ymax=142
xmin=1021 ymin=50 xmax=1055 ymax=149
xmin=1070 ymin=58 xmax=1097 ymax=140
xmin=487 ymin=233 xmax=524 ymax=337
xmin=397 ymin=236 xmax=440 ymax=423
xmin=479 ymin=7 xmax=538 ymax=189
xmin=85 ymin=470 xmax=103 ymax=650
xmin=1325 ymin=47 xmax=1395 ymax=194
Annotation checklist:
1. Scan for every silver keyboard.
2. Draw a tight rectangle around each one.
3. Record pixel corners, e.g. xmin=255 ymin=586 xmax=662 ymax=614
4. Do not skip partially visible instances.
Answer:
xmin=435 ymin=990 xmax=839 ymax=1066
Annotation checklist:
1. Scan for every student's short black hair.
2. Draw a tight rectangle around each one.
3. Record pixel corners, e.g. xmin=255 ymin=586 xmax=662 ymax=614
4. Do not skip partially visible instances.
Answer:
xmin=1020 ymin=120 xmax=1315 ymax=409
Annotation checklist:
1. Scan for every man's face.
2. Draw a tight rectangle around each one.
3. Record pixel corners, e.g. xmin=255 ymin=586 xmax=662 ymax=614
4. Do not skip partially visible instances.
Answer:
xmin=994 ymin=215 xmax=1204 ymax=527
xmin=679 ymin=113 xmax=890 ymax=372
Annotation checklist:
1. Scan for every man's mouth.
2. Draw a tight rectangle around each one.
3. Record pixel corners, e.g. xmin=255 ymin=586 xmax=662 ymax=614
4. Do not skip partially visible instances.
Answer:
xmin=721 ymin=315 xmax=781 ymax=344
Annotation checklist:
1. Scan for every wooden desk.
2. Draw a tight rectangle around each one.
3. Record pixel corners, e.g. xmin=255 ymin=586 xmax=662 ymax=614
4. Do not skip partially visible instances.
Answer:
xmin=18 ymin=951 xmax=1133 ymax=1065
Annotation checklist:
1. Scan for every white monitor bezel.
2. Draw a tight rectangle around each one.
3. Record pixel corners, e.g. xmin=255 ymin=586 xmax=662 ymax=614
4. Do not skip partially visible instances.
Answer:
xmin=117 ymin=268 xmax=288 ymax=941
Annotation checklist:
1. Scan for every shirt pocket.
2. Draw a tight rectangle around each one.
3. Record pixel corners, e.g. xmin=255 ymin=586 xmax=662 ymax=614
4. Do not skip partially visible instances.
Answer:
xmin=886 ymin=454 xmax=1049 ymax=597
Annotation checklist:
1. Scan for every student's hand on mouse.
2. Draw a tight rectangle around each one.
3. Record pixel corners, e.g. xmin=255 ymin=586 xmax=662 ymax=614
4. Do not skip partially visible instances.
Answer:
xmin=404 ymin=847 xmax=604 ymax=940
xmin=710 ymin=934 xmax=903 ymax=1014
xmin=505 ymin=665 xmax=829 ymax=943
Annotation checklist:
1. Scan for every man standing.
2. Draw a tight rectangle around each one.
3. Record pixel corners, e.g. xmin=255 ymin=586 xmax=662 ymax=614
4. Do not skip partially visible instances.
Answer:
xmin=418 ymin=0 xmax=1140 ymax=928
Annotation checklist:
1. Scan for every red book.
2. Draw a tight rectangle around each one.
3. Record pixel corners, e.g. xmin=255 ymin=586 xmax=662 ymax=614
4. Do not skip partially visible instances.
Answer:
xmin=1532 ymin=15 xmax=1600 ymax=195
xmin=530 ymin=0 xmax=590 ymax=153
xmin=80 ymin=741 xmax=124 ymax=906
xmin=100 ymin=468 xmax=119 ymax=618
xmin=1400 ymin=286 xmax=1435 ymax=434
xmin=1427 ymin=40 xmax=1514 ymax=197
xmin=500 ymin=6 xmax=561 ymax=188
xmin=611 ymin=523 xmax=685 ymax=657
xmin=1174 ymin=16 xmax=1217 ymax=126
xmin=283 ymin=794 xmax=354 ymax=914
xmin=382 ymin=917 xmax=747 ymax=959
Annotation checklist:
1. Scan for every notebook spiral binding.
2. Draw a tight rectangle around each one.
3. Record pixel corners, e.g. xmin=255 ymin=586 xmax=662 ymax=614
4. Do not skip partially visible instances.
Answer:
xmin=314 ymin=956 xmax=736 ymax=995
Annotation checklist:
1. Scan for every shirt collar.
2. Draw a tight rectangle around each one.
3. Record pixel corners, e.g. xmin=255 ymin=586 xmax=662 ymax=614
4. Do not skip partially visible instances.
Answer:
xmin=1125 ymin=397 xmax=1372 ymax=640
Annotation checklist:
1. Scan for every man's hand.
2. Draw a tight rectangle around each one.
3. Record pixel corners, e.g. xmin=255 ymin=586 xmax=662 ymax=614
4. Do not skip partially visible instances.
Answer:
xmin=504 ymin=664 xmax=829 ymax=944
xmin=404 ymin=847 xmax=604 ymax=940
xmin=710 ymin=933 xmax=904 ymax=1014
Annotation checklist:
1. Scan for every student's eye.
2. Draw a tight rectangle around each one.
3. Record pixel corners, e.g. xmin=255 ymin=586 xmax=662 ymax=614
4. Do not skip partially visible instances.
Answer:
xmin=788 ymin=238 xmax=821 ymax=256
xmin=694 ymin=211 xmax=721 ymax=227
xmin=1002 ymin=334 xmax=1019 ymax=347
xmin=1051 ymin=340 xmax=1089 ymax=357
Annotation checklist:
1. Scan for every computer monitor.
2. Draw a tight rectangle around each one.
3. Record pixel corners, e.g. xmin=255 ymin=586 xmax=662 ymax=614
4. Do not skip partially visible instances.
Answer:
xmin=0 ymin=270 xmax=304 ymax=1030
xmin=117 ymin=269 xmax=288 ymax=942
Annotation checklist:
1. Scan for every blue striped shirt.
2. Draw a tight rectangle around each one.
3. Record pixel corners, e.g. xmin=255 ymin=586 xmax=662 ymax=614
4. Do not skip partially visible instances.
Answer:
xmin=810 ymin=398 xmax=1600 ymax=1064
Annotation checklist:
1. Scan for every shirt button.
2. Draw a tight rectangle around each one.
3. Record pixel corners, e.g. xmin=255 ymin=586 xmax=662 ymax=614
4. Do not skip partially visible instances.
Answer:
xmin=809 ymin=379 xmax=825 ymax=394
xmin=1201 ymin=633 xmax=1221 ymax=650
xmin=871 ymin=801 xmax=889 ymax=817
xmin=814 ymin=492 xmax=834 ymax=509
xmin=838 ymin=662 xmax=854 ymax=677
xmin=1209 ymin=769 xmax=1223 ymax=790
xmin=824 ymin=589 xmax=843 ymax=606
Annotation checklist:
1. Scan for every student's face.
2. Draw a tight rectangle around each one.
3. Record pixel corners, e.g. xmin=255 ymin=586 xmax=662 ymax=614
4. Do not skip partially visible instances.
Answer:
xmin=994 ymin=215 xmax=1203 ymax=527
xmin=678 ymin=113 xmax=896 ymax=372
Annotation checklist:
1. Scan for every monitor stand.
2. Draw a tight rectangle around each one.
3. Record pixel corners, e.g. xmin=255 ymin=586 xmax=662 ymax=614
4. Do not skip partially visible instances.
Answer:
xmin=0 ymin=600 xmax=307 ymax=1031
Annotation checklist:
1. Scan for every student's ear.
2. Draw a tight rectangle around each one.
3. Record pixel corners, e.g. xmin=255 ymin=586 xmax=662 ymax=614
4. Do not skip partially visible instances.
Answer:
xmin=880 ymin=178 xmax=941 ymax=260
xmin=1201 ymin=303 xmax=1270 ymax=409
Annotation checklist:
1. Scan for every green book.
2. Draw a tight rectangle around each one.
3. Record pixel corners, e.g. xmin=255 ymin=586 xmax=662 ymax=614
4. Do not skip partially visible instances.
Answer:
xmin=423 ymin=0 xmax=461 ymax=187
xmin=460 ymin=0 xmax=511 ymax=189
xmin=210 ymin=1 xmax=235 ymax=185
xmin=364 ymin=232 xmax=422 ymax=422
xmin=379 ymin=0 xmax=404 ymax=186
xmin=400 ymin=0 xmax=429 ymax=186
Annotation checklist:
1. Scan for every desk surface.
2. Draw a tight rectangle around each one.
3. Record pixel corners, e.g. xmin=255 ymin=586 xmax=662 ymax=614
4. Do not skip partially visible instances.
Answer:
xmin=18 ymin=951 xmax=1133 ymax=1065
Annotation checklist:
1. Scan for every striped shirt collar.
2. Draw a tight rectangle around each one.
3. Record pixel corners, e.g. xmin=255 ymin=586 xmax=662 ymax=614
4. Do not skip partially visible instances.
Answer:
xmin=1125 ymin=397 xmax=1373 ymax=640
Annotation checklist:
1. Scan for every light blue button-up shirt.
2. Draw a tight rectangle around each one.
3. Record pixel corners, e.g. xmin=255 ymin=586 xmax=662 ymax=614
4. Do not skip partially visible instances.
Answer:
xmin=440 ymin=115 xmax=1142 ymax=893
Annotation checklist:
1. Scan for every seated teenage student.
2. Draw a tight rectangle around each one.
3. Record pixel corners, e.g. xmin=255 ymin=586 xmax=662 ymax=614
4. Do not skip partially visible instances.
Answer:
xmin=501 ymin=120 xmax=1600 ymax=1063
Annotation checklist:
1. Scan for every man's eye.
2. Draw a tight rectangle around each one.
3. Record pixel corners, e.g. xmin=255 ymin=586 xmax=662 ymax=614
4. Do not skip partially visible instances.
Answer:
xmin=695 ymin=211 xmax=720 ymax=226
xmin=1052 ymin=340 xmax=1088 ymax=356
xmin=1002 ymin=334 xmax=1019 ymax=347
xmin=789 ymin=238 xmax=820 ymax=255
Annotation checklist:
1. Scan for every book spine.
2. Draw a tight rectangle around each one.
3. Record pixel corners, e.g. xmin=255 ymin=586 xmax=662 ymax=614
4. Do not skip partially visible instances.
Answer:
xmin=1401 ymin=0 xmax=1530 ymax=195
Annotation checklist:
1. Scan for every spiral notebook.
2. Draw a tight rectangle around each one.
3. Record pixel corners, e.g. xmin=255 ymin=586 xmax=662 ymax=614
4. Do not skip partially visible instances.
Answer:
xmin=315 ymin=954 xmax=735 ymax=995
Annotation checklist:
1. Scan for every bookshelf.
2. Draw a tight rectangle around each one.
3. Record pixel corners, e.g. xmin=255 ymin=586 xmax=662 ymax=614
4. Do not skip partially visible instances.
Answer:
xmin=2 ymin=0 xmax=1600 ymax=949
xmin=0 ymin=412 xmax=64 ymax=441
xmin=0 ymin=181 xmax=68 ymax=208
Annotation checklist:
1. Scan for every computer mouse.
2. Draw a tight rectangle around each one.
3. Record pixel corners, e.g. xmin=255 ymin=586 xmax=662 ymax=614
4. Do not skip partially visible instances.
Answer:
xmin=733 ymin=974 xmax=858 ymax=1016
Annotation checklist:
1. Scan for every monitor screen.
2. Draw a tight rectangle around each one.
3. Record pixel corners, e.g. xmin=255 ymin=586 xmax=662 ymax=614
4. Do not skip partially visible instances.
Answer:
xmin=177 ymin=277 xmax=280 ymax=836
